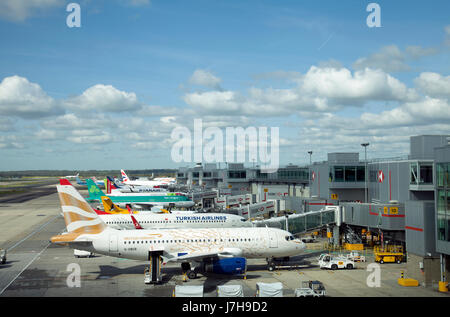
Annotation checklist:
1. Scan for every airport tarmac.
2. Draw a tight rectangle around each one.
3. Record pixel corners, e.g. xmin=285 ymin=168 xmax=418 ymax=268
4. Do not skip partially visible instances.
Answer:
xmin=0 ymin=184 xmax=448 ymax=298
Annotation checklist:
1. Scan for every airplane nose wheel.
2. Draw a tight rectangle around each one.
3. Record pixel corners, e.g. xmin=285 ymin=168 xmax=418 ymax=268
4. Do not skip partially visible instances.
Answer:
xmin=266 ymin=258 xmax=276 ymax=271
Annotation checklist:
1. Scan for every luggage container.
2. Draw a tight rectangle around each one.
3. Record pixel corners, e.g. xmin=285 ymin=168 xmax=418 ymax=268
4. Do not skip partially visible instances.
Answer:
xmin=256 ymin=282 xmax=283 ymax=297
xmin=217 ymin=285 xmax=244 ymax=297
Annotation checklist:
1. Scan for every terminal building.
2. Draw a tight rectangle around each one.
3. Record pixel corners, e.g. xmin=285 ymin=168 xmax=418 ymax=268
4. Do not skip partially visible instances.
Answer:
xmin=176 ymin=134 xmax=450 ymax=288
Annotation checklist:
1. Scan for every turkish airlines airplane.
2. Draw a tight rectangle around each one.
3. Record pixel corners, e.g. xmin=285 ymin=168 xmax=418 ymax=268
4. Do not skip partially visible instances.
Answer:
xmin=51 ymin=182 xmax=305 ymax=279
xmin=96 ymin=209 xmax=252 ymax=230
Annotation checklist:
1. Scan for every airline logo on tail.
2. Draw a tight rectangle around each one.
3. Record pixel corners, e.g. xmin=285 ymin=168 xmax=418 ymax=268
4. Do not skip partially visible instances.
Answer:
xmin=127 ymin=205 xmax=143 ymax=229
xmin=121 ymin=169 xmax=129 ymax=182
xmin=86 ymin=179 xmax=104 ymax=199
xmin=52 ymin=179 xmax=107 ymax=243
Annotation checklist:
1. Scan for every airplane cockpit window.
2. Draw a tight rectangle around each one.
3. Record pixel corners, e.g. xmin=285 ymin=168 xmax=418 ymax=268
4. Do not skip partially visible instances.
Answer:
xmin=285 ymin=235 xmax=295 ymax=241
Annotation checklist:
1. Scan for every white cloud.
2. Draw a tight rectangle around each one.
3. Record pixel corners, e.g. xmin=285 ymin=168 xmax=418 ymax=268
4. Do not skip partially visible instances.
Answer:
xmin=353 ymin=44 xmax=440 ymax=73
xmin=0 ymin=75 xmax=62 ymax=118
xmin=405 ymin=46 xmax=439 ymax=59
xmin=67 ymin=132 xmax=113 ymax=144
xmin=353 ymin=45 xmax=410 ymax=72
xmin=297 ymin=66 xmax=418 ymax=103
xmin=183 ymin=90 xmax=241 ymax=114
xmin=188 ymin=69 xmax=222 ymax=90
xmin=137 ymin=105 xmax=187 ymax=117
xmin=0 ymin=0 xmax=64 ymax=22
xmin=64 ymin=84 xmax=142 ymax=113
xmin=35 ymin=129 xmax=58 ymax=140
xmin=0 ymin=135 xmax=24 ymax=149
xmin=183 ymin=66 xmax=419 ymax=117
xmin=414 ymin=72 xmax=450 ymax=98
xmin=40 ymin=113 xmax=109 ymax=130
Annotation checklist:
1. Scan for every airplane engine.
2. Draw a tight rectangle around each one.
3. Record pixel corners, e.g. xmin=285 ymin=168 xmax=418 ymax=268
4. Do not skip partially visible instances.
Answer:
xmin=202 ymin=257 xmax=247 ymax=275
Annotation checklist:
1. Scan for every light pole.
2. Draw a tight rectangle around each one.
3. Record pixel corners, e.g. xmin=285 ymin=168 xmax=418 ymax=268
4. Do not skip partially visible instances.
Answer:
xmin=361 ymin=143 xmax=369 ymax=203
xmin=308 ymin=151 xmax=313 ymax=198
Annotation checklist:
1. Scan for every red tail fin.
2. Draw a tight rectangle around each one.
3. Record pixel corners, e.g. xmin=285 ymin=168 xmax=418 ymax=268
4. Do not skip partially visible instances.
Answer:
xmin=59 ymin=178 xmax=72 ymax=186
xmin=127 ymin=205 xmax=143 ymax=229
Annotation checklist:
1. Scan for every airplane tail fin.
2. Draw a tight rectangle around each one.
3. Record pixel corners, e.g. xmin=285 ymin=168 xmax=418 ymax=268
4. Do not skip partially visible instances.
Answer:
xmin=121 ymin=169 xmax=129 ymax=182
xmin=107 ymin=176 xmax=120 ymax=188
xmin=101 ymin=196 xmax=124 ymax=213
xmin=127 ymin=206 xmax=143 ymax=229
xmin=86 ymin=178 xmax=105 ymax=200
xmin=51 ymin=179 xmax=108 ymax=243
xmin=75 ymin=175 xmax=83 ymax=185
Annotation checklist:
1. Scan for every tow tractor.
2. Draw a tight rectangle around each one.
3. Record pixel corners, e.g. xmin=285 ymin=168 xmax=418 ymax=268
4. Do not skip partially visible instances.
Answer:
xmin=295 ymin=280 xmax=326 ymax=297
xmin=0 ymin=248 xmax=6 ymax=264
xmin=318 ymin=254 xmax=355 ymax=270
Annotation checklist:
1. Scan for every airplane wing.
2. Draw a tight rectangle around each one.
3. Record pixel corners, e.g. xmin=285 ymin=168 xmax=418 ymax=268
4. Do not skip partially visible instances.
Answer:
xmin=164 ymin=248 xmax=243 ymax=263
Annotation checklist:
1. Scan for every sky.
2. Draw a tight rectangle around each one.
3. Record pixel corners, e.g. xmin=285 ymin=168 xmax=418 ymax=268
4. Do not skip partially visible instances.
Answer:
xmin=0 ymin=0 xmax=449 ymax=171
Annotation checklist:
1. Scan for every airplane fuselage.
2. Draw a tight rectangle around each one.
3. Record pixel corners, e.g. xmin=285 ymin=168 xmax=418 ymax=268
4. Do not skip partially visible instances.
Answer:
xmin=100 ymin=213 xmax=251 ymax=230
xmin=83 ymin=227 xmax=305 ymax=262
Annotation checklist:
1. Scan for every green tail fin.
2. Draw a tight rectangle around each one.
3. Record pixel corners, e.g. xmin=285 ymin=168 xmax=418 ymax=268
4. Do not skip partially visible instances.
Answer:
xmin=86 ymin=178 xmax=105 ymax=200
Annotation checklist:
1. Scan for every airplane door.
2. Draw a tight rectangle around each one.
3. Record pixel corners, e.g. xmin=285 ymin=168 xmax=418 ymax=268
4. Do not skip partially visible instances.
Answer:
xmin=109 ymin=235 xmax=118 ymax=252
xmin=268 ymin=230 xmax=278 ymax=248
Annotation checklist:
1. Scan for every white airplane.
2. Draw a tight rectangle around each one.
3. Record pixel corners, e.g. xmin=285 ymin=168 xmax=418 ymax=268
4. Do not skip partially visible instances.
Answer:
xmin=51 ymin=183 xmax=305 ymax=279
xmin=64 ymin=173 xmax=79 ymax=179
xmin=99 ymin=212 xmax=252 ymax=230
xmin=121 ymin=169 xmax=170 ymax=187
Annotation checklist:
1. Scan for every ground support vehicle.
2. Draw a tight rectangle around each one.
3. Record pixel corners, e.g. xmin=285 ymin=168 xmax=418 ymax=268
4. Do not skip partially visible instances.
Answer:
xmin=318 ymin=254 xmax=355 ymax=270
xmin=267 ymin=257 xmax=304 ymax=271
xmin=347 ymin=251 xmax=366 ymax=262
xmin=0 ymin=249 xmax=6 ymax=264
xmin=374 ymin=245 xmax=405 ymax=264
xmin=295 ymin=280 xmax=326 ymax=297
xmin=74 ymin=249 xmax=93 ymax=258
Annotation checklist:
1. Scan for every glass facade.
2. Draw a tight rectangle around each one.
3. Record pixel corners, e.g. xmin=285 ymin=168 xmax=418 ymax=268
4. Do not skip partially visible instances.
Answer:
xmin=277 ymin=169 xmax=309 ymax=181
xmin=330 ymin=166 xmax=365 ymax=182
xmin=255 ymin=168 xmax=309 ymax=181
xmin=436 ymin=163 xmax=450 ymax=242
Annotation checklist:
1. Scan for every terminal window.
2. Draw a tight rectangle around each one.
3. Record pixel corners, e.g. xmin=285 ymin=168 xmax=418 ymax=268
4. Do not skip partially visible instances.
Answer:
xmin=436 ymin=163 xmax=450 ymax=242
xmin=410 ymin=162 xmax=433 ymax=185
xmin=332 ymin=166 xmax=365 ymax=182
xmin=228 ymin=171 xmax=246 ymax=179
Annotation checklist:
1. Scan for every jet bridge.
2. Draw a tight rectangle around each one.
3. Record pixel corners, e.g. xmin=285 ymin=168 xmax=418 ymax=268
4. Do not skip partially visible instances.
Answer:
xmin=252 ymin=206 xmax=340 ymax=236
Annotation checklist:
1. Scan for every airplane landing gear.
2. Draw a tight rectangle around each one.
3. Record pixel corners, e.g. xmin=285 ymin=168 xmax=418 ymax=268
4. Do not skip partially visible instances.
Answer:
xmin=181 ymin=262 xmax=197 ymax=280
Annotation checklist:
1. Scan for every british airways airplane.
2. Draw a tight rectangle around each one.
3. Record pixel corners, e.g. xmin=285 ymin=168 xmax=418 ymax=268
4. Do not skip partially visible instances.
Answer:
xmin=51 ymin=181 xmax=305 ymax=279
